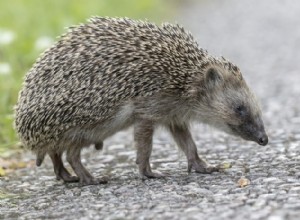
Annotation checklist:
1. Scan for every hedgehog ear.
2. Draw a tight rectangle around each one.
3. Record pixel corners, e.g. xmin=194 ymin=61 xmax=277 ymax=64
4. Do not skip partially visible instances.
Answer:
xmin=205 ymin=67 xmax=223 ymax=89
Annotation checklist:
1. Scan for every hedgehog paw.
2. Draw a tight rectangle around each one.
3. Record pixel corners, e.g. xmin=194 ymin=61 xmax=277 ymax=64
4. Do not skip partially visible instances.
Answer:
xmin=80 ymin=176 xmax=108 ymax=186
xmin=56 ymin=170 xmax=79 ymax=183
xmin=188 ymin=158 xmax=219 ymax=174
xmin=195 ymin=165 xmax=219 ymax=174
xmin=140 ymin=170 xmax=165 ymax=179
xmin=62 ymin=175 xmax=80 ymax=183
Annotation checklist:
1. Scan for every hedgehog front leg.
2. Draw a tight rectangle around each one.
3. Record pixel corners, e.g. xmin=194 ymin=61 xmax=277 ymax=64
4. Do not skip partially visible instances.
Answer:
xmin=168 ymin=123 xmax=219 ymax=174
xmin=134 ymin=119 xmax=164 ymax=178
xmin=66 ymin=147 xmax=108 ymax=185
xmin=49 ymin=151 xmax=79 ymax=182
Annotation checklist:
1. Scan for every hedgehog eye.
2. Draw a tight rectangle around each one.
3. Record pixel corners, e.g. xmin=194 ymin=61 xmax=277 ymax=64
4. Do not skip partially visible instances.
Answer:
xmin=236 ymin=106 xmax=243 ymax=112
xmin=235 ymin=105 xmax=246 ymax=116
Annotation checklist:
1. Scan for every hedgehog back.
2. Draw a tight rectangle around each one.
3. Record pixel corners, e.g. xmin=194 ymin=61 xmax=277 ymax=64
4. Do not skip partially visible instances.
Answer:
xmin=15 ymin=17 xmax=207 ymax=150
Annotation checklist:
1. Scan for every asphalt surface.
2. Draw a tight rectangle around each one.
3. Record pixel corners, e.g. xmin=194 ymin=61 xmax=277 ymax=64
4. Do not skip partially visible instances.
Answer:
xmin=1 ymin=0 xmax=300 ymax=219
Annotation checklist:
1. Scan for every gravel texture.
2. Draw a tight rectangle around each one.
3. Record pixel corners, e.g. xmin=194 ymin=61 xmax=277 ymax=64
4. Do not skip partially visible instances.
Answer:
xmin=1 ymin=0 xmax=300 ymax=219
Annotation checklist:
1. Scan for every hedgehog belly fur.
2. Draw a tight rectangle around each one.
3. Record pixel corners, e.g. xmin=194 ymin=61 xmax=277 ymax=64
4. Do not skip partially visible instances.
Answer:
xmin=61 ymin=102 xmax=135 ymax=150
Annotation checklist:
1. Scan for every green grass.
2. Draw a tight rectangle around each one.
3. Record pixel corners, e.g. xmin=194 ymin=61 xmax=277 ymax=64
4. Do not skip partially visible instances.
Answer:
xmin=0 ymin=0 xmax=175 ymax=152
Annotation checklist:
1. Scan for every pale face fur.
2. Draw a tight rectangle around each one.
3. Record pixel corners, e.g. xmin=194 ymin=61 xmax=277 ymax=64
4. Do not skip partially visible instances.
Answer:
xmin=191 ymin=64 xmax=268 ymax=146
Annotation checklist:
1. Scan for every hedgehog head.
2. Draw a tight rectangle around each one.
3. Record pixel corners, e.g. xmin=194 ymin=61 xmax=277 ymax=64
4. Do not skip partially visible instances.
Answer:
xmin=190 ymin=58 xmax=268 ymax=146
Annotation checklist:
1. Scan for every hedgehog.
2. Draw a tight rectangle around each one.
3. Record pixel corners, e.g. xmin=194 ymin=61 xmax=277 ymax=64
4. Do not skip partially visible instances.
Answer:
xmin=14 ymin=17 xmax=268 ymax=185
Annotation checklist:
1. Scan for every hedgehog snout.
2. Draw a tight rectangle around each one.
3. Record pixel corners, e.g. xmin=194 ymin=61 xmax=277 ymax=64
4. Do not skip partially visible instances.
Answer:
xmin=227 ymin=118 xmax=268 ymax=146
xmin=252 ymin=117 xmax=268 ymax=146
xmin=256 ymin=132 xmax=268 ymax=146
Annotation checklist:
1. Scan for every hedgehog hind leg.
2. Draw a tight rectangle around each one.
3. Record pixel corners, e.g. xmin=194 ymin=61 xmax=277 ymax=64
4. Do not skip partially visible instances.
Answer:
xmin=66 ymin=146 xmax=108 ymax=185
xmin=49 ymin=151 xmax=79 ymax=183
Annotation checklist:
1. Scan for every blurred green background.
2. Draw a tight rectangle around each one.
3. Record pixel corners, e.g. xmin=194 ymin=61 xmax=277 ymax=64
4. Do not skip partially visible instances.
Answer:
xmin=0 ymin=0 xmax=176 ymax=153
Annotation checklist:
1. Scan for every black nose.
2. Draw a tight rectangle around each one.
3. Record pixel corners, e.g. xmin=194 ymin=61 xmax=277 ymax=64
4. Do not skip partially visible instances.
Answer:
xmin=258 ymin=135 xmax=268 ymax=146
